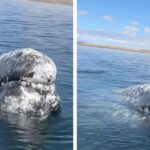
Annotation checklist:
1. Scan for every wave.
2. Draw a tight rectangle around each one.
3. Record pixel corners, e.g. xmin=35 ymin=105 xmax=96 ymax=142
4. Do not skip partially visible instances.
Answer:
xmin=78 ymin=69 xmax=107 ymax=75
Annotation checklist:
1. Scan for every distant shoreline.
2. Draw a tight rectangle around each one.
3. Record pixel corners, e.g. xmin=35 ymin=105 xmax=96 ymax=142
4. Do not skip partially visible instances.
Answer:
xmin=78 ymin=42 xmax=150 ymax=54
xmin=29 ymin=0 xmax=73 ymax=5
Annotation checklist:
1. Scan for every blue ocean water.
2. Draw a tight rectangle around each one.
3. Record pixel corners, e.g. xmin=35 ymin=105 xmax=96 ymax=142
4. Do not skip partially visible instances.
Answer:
xmin=0 ymin=0 xmax=72 ymax=149
xmin=78 ymin=46 xmax=150 ymax=150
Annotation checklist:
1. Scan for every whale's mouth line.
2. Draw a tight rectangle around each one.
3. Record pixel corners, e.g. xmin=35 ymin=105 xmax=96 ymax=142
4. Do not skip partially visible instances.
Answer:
xmin=0 ymin=75 xmax=20 ymax=87
xmin=0 ymin=77 xmax=53 ymax=97
xmin=0 ymin=74 xmax=52 ymax=89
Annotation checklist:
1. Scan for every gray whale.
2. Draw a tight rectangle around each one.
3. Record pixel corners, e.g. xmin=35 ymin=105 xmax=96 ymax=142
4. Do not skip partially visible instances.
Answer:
xmin=0 ymin=48 xmax=60 ymax=117
xmin=122 ymin=84 xmax=150 ymax=115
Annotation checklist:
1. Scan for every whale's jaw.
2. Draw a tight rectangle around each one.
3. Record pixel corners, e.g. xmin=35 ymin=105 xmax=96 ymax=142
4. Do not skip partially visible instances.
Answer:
xmin=0 ymin=81 xmax=60 ymax=117
xmin=0 ymin=48 xmax=61 ymax=117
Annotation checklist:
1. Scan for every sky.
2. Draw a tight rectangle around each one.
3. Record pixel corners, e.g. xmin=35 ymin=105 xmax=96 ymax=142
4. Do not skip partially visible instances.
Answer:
xmin=78 ymin=0 xmax=150 ymax=50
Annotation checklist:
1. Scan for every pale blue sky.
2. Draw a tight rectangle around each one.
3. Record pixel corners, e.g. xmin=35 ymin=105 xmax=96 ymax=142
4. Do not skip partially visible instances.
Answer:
xmin=78 ymin=0 xmax=150 ymax=49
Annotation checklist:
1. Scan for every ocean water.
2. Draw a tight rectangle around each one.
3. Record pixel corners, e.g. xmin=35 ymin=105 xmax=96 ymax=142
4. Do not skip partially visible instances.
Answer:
xmin=0 ymin=0 xmax=73 ymax=149
xmin=78 ymin=46 xmax=150 ymax=150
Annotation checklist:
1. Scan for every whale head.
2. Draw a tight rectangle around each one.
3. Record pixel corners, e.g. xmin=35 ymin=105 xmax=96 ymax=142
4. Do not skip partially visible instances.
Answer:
xmin=122 ymin=84 xmax=150 ymax=116
xmin=0 ymin=48 xmax=61 ymax=117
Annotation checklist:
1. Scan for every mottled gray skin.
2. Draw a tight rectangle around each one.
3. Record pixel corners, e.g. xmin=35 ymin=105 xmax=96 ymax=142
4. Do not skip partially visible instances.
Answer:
xmin=0 ymin=48 xmax=61 ymax=117
xmin=122 ymin=84 xmax=150 ymax=116
xmin=0 ymin=48 xmax=56 ymax=85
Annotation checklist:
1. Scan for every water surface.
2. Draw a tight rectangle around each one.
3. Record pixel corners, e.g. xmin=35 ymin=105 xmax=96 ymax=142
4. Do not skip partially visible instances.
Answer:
xmin=0 ymin=0 xmax=73 ymax=149
xmin=78 ymin=46 xmax=150 ymax=150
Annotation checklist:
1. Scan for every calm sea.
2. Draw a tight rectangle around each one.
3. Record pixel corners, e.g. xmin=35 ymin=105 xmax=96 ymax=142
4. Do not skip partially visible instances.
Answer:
xmin=0 ymin=0 xmax=73 ymax=149
xmin=78 ymin=46 xmax=150 ymax=150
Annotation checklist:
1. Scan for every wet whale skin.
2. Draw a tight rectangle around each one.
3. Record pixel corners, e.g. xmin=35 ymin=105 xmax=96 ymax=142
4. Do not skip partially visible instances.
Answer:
xmin=0 ymin=48 xmax=61 ymax=117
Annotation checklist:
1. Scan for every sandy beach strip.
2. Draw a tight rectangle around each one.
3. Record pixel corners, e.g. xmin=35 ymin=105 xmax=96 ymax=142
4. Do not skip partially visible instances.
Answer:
xmin=29 ymin=0 xmax=73 ymax=5
xmin=78 ymin=42 xmax=150 ymax=54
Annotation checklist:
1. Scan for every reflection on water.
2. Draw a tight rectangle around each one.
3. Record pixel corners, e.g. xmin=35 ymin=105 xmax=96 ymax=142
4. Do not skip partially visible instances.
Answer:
xmin=0 ymin=0 xmax=72 ymax=149
xmin=0 ymin=114 xmax=72 ymax=149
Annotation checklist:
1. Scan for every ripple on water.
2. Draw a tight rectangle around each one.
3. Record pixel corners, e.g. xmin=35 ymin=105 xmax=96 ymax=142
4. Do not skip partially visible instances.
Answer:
xmin=78 ymin=46 xmax=150 ymax=150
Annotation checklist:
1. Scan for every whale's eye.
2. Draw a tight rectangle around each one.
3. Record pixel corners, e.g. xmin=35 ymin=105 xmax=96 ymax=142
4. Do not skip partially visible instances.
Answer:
xmin=48 ymin=79 xmax=51 ymax=82
xmin=27 ymin=72 xmax=34 ymax=78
